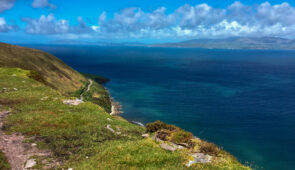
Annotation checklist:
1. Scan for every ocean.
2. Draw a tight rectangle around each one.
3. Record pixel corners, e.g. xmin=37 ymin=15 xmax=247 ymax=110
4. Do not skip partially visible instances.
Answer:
xmin=28 ymin=45 xmax=295 ymax=170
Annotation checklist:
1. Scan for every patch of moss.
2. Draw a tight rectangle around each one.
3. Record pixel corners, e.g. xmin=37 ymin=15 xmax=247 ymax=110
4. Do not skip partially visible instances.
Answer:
xmin=0 ymin=150 xmax=10 ymax=170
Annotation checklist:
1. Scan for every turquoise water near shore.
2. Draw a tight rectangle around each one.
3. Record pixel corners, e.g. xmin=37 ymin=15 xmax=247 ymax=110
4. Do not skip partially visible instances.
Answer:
xmin=29 ymin=45 xmax=295 ymax=170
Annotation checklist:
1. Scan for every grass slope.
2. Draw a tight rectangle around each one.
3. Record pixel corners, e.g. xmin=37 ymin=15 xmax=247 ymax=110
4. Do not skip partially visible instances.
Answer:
xmin=0 ymin=67 xmax=250 ymax=169
xmin=0 ymin=43 xmax=86 ymax=95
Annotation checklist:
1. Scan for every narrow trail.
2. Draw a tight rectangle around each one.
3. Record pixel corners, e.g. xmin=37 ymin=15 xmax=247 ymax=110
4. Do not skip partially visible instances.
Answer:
xmin=80 ymin=79 xmax=93 ymax=101
xmin=0 ymin=110 xmax=57 ymax=170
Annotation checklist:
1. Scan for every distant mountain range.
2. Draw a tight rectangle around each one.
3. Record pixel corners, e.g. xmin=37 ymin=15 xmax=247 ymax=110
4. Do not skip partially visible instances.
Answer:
xmin=152 ymin=37 xmax=295 ymax=50
xmin=50 ymin=40 xmax=146 ymax=47
xmin=49 ymin=36 xmax=295 ymax=50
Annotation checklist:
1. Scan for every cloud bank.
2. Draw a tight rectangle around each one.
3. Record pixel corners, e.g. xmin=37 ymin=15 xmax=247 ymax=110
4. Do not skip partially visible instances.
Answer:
xmin=0 ymin=17 xmax=17 ymax=32
xmin=0 ymin=0 xmax=15 ymax=13
xmin=32 ymin=0 xmax=56 ymax=9
xmin=20 ymin=2 xmax=295 ymax=40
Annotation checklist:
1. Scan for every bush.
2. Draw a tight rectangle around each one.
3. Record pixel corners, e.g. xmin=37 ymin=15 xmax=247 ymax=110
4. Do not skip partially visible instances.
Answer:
xmin=28 ymin=70 xmax=46 ymax=84
xmin=199 ymin=141 xmax=221 ymax=156
xmin=170 ymin=130 xmax=193 ymax=144
xmin=146 ymin=120 xmax=178 ymax=133
xmin=156 ymin=130 xmax=171 ymax=141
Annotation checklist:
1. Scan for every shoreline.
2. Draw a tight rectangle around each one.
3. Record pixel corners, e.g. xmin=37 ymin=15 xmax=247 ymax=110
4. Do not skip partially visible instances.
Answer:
xmin=107 ymin=89 xmax=145 ymax=127
xmin=109 ymin=97 xmax=145 ymax=127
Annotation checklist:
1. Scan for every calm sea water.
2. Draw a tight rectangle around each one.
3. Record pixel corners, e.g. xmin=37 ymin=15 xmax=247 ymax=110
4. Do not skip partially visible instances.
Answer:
xmin=28 ymin=45 xmax=295 ymax=170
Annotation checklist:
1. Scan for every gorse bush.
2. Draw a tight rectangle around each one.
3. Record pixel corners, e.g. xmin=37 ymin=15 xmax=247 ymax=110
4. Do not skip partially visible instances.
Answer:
xmin=199 ymin=141 xmax=221 ymax=156
xmin=146 ymin=120 xmax=178 ymax=133
xmin=170 ymin=130 xmax=193 ymax=144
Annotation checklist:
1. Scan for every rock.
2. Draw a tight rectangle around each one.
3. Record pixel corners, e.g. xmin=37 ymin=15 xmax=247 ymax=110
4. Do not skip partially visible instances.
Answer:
xmin=186 ymin=153 xmax=212 ymax=167
xmin=13 ymin=88 xmax=18 ymax=91
xmin=177 ymin=143 xmax=189 ymax=148
xmin=25 ymin=159 xmax=36 ymax=169
xmin=160 ymin=143 xmax=177 ymax=152
xmin=31 ymin=143 xmax=37 ymax=147
xmin=63 ymin=99 xmax=83 ymax=105
xmin=107 ymin=118 xmax=112 ymax=121
xmin=106 ymin=124 xmax=115 ymax=133
xmin=142 ymin=133 xmax=149 ymax=138
xmin=68 ymin=168 xmax=73 ymax=170
xmin=41 ymin=96 xmax=49 ymax=101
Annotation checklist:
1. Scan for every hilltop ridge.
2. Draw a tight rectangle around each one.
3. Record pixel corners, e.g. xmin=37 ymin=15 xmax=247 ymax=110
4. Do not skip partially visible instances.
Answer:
xmin=0 ymin=42 xmax=86 ymax=95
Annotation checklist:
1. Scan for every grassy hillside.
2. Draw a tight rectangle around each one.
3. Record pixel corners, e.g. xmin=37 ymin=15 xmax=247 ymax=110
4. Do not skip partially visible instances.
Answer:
xmin=0 ymin=67 xmax=250 ymax=169
xmin=0 ymin=43 xmax=86 ymax=95
xmin=0 ymin=44 xmax=250 ymax=169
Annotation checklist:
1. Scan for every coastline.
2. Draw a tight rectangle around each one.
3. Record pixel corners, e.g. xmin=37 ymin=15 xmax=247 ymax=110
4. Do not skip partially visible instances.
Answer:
xmin=109 ymin=96 xmax=145 ymax=127
xmin=107 ymin=89 xmax=145 ymax=127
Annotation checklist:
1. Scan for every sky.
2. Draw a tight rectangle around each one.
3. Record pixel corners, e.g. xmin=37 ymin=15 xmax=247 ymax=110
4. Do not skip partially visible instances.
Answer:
xmin=1 ymin=0 xmax=295 ymax=44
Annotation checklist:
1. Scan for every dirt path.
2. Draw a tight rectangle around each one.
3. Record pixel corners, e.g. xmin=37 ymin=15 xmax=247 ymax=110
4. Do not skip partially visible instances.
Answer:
xmin=0 ymin=110 xmax=58 ymax=169
xmin=80 ymin=79 xmax=93 ymax=100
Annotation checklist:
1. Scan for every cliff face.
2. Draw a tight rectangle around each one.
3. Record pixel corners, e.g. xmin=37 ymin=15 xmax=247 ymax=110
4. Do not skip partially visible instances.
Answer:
xmin=0 ymin=44 xmax=251 ymax=169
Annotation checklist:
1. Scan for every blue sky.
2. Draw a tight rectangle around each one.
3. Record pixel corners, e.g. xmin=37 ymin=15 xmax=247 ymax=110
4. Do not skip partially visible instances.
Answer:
xmin=1 ymin=0 xmax=295 ymax=44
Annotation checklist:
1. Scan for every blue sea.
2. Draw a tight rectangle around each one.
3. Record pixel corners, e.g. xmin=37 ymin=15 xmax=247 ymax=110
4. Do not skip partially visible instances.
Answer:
xmin=28 ymin=45 xmax=295 ymax=170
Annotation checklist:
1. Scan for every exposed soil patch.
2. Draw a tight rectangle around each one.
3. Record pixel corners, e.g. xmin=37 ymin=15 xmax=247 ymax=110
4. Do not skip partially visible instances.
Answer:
xmin=0 ymin=110 xmax=59 ymax=169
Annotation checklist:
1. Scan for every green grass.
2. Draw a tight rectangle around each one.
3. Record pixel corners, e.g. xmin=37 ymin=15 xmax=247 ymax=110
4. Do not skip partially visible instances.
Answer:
xmin=81 ymin=81 xmax=112 ymax=113
xmin=0 ymin=150 xmax=10 ymax=170
xmin=0 ymin=67 xmax=250 ymax=169
xmin=0 ymin=43 xmax=86 ymax=95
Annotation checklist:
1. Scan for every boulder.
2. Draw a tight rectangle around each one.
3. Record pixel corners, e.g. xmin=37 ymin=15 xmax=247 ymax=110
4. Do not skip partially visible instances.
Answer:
xmin=186 ymin=153 xmax=212 ymax=167
xmin=25 ymin=159 xmax=36 ymax=169
xmin=63 ymin=99 xmax=83 ymax=105
xmin=160 ymin=143 xmax=177 ymax=152
xmin=142 ymin=133 xmax=149 ymax=138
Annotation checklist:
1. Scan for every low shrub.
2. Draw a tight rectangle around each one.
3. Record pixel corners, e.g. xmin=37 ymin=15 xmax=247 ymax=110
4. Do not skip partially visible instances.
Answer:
xmin=146 ymin=120 xmax=178 ymax=133
xmin=156 ymin=130 xmax=171 ymax=141
xmin=170 ymin=130 xmax=193 ymax=144
xmin=28 ymin=70 xmax=46 ymax=84
xmin=199 ymin=141 xmax=221 ymax=156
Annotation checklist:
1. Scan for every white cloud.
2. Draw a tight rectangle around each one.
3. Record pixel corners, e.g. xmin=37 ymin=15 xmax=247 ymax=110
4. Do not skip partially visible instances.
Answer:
xmin=17 ymin=1 xmax=295 ymax=40
xmin=23 ymin=14 xmax=69 ymax=34
xmin=32 ymin=0 xmax=56 ymax=9
xmin=0 ymin=0 xmax=15 ymax=13
xmin=96 ymin=2 xmax=295 ymax=39
xmin=0 ymin=17 xmax=17 ymax=32
xmin=23 ymin=14 xmax=95 ymax=35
